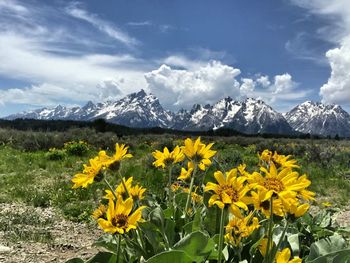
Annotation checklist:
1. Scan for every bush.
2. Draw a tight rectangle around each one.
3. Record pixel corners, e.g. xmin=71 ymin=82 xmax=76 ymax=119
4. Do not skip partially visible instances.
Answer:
xmin=46 ymin=148 xmax=66 ymax=160
xmin=64 ymin=141 xmax=89 ymax=156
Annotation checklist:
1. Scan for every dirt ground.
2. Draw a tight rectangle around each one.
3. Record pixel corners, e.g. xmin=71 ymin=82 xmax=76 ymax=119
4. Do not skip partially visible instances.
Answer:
xmin=0 ymin=203 xmax=100 ymax=263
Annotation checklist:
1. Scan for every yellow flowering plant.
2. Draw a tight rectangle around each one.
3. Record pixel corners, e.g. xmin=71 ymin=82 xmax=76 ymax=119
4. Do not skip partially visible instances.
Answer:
xmin=68 ymin=138 xmax=349 ymax=263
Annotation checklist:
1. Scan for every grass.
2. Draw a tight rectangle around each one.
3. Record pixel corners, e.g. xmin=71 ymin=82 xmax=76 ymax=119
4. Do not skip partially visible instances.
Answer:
xmin=0 ymin=206 xmax=54 ymax=243
xmin=0 ymin=136 xmax=349 ymax=228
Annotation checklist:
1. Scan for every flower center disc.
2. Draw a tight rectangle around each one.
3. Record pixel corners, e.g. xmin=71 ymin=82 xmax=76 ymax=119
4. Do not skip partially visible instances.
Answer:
xmin=112 ymin=214 xmax=128 ymax=228
xmin=264 ymin=178 xmax=284 ymax=192
xmin=220 ymin=185 xmax=239 ymax=202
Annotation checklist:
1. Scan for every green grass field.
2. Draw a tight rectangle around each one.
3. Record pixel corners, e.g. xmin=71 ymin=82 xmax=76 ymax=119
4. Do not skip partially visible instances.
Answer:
xmin=1 ymin=132 xmax=350 ymax=261
xmin=0 ymin=134 xmax=349 ymax=222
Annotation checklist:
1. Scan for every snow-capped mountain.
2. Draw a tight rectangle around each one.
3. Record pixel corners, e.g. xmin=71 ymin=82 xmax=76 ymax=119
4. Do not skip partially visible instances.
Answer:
xmin=6 ymin=90 xmax=174 ymax=128
xmin=8 ymin=90 xmax=350 ymax=136
xmin=174 ymin=97 xmax=295 ymax=134
xmin=284 ymin=101 xmax=350 ymax=137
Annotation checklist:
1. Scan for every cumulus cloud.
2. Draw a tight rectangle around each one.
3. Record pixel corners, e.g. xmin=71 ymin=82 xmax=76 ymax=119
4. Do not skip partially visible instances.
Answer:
xmin=319 ymin=36 xmax=350 ymax=103
xmin=145 ymin=60 xmax=302 ymax=110
xmin=256 ymin=75 xmax=271 ymax=88
xmin=145 ymin=61 xmax=241 ymax=109
xmin=290 ymin=0 xmax=350 ymax=106
xmin=240 ymin=78 xmax=256 ymax=96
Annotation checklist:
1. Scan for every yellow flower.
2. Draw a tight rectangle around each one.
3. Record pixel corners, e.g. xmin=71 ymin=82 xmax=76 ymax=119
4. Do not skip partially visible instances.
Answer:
xmin=105 ymin=177 xmax=146 ymax=201
xmin=225 ymin=212 xmax=260 ymax=246
xmin=182 ymin=137 xmax=216 ymax=171
xmin=183 ymin=187 xmax=203 ymax=204
xmin=286 ymin=202 xmax=309 ymax=217
xmin=152 ymin=145 xmax=184 ymax=168
xmin=259 ymin=150 xmax=273 ymax=163
xmin=72 ymin=157 xmax=103 ymax=189
xmin=276 ymin=248 xmax=302 ymax=263
xmin=97 ymin=197 xmax=145 ymax=234
xmin=171 ymin=182 xmax=182 ymax=192
xmin=178 ymin=161 xmax=194 ymax=181
xmin=272 ymin=152 xmax=300 ymax=169
xmin=205 ymin=168 xmax=250 ymax=218
xmin=237 ymin=164 xmax=248 ymax=177
xmin=104 ymin=144 xmax=133 ymax=170
xmin=250 ymin=162 xmax=311 ymax=203
xmin=92 ymin=204 xmax=107 ymax=220
xmin=129 ymin=184 xmax=147 ymax=201
xmin=322 ymin=201 xmax=332 ymax=207
xmin=259 ymin=238 xmax=273 ymax=257
xmin=250 ymin=189 xmax=284 ymax=217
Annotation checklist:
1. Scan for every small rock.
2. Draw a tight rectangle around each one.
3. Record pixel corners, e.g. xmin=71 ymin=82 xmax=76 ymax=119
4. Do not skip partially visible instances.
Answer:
xmin=0 ymin=245 xmax=11 ymax=253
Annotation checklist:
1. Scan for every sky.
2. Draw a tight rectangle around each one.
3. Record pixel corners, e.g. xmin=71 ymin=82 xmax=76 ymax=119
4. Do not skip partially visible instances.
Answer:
xmin=0 ymin=0 xmax=349 ymax=116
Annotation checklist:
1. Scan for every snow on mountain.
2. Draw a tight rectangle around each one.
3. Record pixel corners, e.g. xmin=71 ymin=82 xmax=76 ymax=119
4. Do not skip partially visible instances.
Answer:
xmin=174 ymin=97 xmax=295 ymax=134
xmin=7 ymin=90 xmax=350 ymax=136
xmin=285 ymin=101 xmax=350 ymax=137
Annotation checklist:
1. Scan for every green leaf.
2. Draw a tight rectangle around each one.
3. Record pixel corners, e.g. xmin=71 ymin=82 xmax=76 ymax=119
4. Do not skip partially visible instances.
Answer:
xmin=308 ymin=233 xmax=347 ymax=261
xmin=93 ymin=235 xmax=119 ymax=253
xmin=164 ymin=218 xmax=176 ymax=247
xmin=65 ymin=258 xmax=84 ymax=263
xmin=149 ymin=207 xmax=165 ymax=229
xmin=182 ymin=210 xmax=201 ymax=235
xmin=146 ymin=250 xmax=193 ymax=263
xmin=288 ymin=233 xmax=300 ymax=256
xmin=174 ymin=192 xmax=188 ymax=209
xmin=173 ymin=231 xmax=213 ymax=262
xmin=86 ymin=252 xmax=118 ymax=263
xmin=306 ymin=249 xmax=350 ymax=263
xmin=139 ymin=221 xmax=165 ymax=253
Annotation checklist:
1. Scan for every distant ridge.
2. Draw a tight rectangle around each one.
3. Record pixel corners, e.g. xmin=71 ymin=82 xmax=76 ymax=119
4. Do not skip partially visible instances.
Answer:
xmin=5 ymin=90 xmax=350 ymax=137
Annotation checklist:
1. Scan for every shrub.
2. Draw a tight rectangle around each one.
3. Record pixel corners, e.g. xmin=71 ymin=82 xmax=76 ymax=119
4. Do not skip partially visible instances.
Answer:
xmin=64 ymin=140 xmax=89 ymax=156
xmin=46 ymin=148 xmax=66 ymax=160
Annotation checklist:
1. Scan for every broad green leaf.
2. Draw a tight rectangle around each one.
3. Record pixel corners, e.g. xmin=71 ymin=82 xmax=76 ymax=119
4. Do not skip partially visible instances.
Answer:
xmin=288 ymin=233 xmax=300 ymax=255
xmin=146 ymin=250 xmax=193 ymax=263
xmin=308 ymin=233 xmax=347 ymax=261
xmin=174 ymin=192 xmax=188 ymax=209
xmin=164 ymin=218 xmax=176 ymax=246
xmin=93 ymin=235 xmax=119 ymax=253
xmin=307 ymin=249 xmax=350 ymax=263
xmin=86 ymin=252 xmax=118 ymax=263
xmin=182 ymin=210 xmax=201 ymax=235
xmin=173 ymin=231 xmax=212 ymax=262
xmin=65 ymin=258 xmax=84 ymax=263
xmin=149 ymin=207 xmax=165 ymax=229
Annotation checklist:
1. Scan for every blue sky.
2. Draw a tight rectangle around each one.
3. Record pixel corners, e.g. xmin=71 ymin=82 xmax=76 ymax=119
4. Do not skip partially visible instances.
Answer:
xmin=0 ymin=0 xmax=350 ymax=116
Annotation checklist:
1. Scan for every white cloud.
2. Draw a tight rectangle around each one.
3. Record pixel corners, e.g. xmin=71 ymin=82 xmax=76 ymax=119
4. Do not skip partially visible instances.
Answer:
xmin=290 ymin=0 xmax=350 ymax=106
xmin=273 ymin=73 xmax=294 ymax=94
xmin=0 ymin=1 xmax=148 ymax=107
xmin=145 ymin=61 xmax=302 ymax=110
xmin=65 ymin=2 xmax=138 ymax=47
xmin=145 ymin=61 xmax=241 ymax=109
xmin=256 ymin=75 xmax=271 ymax=88
xmin=240 ymin=78 xmax=255 ymax=96
xmin=127 ymin=21 xmax=152 ymax=27
xmin=319 ymin=36 xmax=350 ymax=104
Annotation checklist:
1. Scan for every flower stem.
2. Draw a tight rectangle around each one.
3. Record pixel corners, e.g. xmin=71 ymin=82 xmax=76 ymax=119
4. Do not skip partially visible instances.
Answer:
xmin=168 ymin=165 xmax=174 ymax=208
xmin=118 ymin=170 xmax=130 ymax=197
xmin=184 ymin=163 xmax=197 ymax=215
xmin=104 ymin=177 xmax=118 ymax=200
xmin=265 ymin=196 xmax=274 ymax=263
xmin=218 ymin=207 xmax=226 ymax=263
xmin=116 ymin=234 xmax=121 ymax=263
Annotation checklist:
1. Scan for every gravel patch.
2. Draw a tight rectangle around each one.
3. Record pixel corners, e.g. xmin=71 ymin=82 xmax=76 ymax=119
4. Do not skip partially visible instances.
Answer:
xmin=0 ymin=203 xmax=100 ymax=263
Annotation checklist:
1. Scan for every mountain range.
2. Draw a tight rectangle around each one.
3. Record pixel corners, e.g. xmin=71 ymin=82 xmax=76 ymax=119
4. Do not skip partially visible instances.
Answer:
xmin=4 ymin=90 xmax=350 ymax=137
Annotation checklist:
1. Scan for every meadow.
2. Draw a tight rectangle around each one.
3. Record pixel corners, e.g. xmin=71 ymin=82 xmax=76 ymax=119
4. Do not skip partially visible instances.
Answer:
xmin=0 ymin=127 xmax=349 ymax=262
